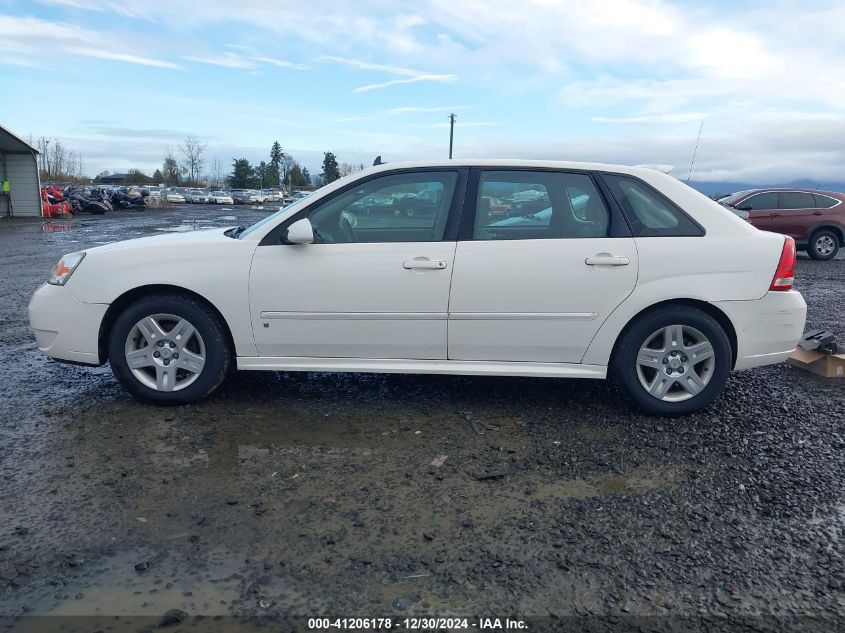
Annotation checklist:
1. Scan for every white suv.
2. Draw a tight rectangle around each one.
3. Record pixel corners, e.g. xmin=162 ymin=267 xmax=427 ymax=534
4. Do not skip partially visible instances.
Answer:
xmin=29 ymin=160 xmax=806 ymax=415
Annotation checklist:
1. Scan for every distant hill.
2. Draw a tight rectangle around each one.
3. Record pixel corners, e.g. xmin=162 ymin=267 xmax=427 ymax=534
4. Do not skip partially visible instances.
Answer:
xmin=690 ymin=180 xmax=845 ymax=198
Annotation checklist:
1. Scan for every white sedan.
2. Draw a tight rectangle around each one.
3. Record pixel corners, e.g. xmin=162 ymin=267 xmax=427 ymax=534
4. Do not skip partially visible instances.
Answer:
xmin=29 ymin=160 xmax=806 ymax=415
xmin=207 ymin=191 xmax=234 ymax=205
xmin=165 ymin=192 xmax=186 ymax=204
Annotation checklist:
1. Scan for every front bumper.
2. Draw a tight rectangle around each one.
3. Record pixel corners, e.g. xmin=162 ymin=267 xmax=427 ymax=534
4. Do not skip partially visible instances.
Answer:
xmin=28 ymin=283 xmax=108 ymax=366
xmin=713 ymin=290 xmax=807 ymax=370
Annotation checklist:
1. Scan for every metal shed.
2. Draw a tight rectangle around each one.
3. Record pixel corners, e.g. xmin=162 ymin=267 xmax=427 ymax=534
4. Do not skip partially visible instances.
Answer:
xmin=0 ymin=125 xmax=41 ymax=217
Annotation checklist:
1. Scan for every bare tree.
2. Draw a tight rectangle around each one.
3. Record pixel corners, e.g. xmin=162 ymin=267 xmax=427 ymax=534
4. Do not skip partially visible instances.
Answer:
xmin=178 ymin=135 xmax=207 ymax=185
xmin=47 ymin=140 xmax=67 ymax=179
xmin=162 ymin=147 xmax=181 ymax=185
xmin=209 ymin=156 xmax=223 ymax=189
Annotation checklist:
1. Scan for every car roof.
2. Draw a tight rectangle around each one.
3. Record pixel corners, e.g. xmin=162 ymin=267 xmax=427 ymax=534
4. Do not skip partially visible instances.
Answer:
xmin=734 ymin=187 xmax=844 ymax=197
xmin=363 ymin=158 xmax=654 ymax=175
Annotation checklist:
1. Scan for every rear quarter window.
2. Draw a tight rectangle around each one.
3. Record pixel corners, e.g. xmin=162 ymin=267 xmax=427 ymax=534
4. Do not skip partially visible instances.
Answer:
xmin=602 ymin=174 xmax=704 ymax=237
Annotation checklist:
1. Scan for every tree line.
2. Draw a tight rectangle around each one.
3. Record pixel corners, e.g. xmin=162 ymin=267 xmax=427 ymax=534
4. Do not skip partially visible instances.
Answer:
xmin=31 ymin=136 xmax=86 ymax=182
xmin=29 ymin=131 xmax=366 ymax=189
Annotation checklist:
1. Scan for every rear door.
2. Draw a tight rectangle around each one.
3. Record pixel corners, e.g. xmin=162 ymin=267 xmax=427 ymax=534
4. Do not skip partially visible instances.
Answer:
xmin=447 ymin=169 xmax=638 ymax=364
xmin=777 ymin=191 xmax=818 ymax=240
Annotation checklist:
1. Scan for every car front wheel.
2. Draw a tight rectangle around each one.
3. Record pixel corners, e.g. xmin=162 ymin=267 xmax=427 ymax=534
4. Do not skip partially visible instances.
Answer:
xmin=613 ymin=306 xmax=731 ymax=416
xmin=108 ymin=294 xmax=232 ymax=405
xmin=807 ymin=229 xmax=839 ymax=260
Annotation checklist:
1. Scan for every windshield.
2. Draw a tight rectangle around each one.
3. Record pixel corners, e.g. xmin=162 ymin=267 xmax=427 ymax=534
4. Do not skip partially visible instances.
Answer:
xmin=718 ymin=190 xmax=753 ymax=205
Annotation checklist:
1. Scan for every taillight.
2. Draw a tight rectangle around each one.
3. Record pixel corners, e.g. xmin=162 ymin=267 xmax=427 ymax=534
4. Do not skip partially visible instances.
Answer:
xmin=769 ymin=236 xmax=796 ymax=291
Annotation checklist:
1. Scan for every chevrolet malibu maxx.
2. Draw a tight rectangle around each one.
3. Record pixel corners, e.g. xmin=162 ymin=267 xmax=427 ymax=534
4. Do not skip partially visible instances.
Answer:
xmin=29 ymin=160 xmax=806 ymax=415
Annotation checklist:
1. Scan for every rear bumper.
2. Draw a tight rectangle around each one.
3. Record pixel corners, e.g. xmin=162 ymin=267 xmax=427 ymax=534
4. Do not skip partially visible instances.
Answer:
xmin=28 ymin=283 xmax=108 ymax=366
xmin=713 ymin=290 xmax=807 ymax=370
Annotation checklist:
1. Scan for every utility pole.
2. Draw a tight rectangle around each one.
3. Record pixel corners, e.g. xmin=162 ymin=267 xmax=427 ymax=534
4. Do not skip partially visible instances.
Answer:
xmin=448 ymin=113 xmax=456 ymax=159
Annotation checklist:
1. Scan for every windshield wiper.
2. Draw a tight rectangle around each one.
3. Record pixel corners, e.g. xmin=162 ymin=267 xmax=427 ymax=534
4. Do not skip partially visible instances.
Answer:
xmin=225 ymin=225 xmax=246 ymax=239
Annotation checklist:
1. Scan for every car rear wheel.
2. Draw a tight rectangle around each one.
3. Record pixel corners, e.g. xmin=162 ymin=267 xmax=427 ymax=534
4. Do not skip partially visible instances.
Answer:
xmin=613 ymin=306 xmax=731 ymax=416
xmin=807 ymin=229 xmax=839 ymax=260
xmin=108 ymin=294 xmax=232 ymax=405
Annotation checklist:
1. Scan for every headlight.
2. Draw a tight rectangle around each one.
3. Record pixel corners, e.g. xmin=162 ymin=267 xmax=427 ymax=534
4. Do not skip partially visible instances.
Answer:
xmin=48 ymin=251 xmax=86 ymax=286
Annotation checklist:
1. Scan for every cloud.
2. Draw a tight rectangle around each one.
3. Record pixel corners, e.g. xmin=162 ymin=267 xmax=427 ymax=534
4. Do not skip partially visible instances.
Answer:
xmin=185 ymin=49 xmax=309 ymax=70
xmin=0 ymin=14 xmax=178 ymax=69
xmin=84 ymin=125 xmax=189 ymax=139
xmin=183 ymin=53 xmax=255 ymax=69
xmin=592 ymin=113 xmax=711 ymax=124
xmin=382 ymin=106 xmax=469 ymax=115
xmin=72 ymin=47 xmax=180 ymax=68
xmin=11 ymin=0 xmax=845 ymax=185
xmin=354 ymin=74 xmax=456 ymax=93
xmin=319 ymin=55 xmax=457 ymax=92
xmin=426 ymin=121 xmax=499 ymax=128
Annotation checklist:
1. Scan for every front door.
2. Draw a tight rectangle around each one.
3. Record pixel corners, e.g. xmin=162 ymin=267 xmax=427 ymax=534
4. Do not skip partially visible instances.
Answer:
xmin=249 ymin=169 xmax=464 ymax=359
xmin=448 ymin=169 xmax=638 ymax=363
xmin=741 ymin=191 xmax=780 ymax=233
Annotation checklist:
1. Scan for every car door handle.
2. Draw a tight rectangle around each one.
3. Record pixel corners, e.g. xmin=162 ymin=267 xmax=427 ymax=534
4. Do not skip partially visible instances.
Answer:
xmin=813 ymin=210 xmax=823 ymax=216
xmin=403 ymin=259 xmax=447 ymax=270
xmin=585 ymin=255 xmax=630 ymax=266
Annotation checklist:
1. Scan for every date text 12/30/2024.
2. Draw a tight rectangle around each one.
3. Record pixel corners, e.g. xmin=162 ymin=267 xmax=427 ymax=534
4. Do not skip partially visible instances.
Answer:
xmin=307 ymin=618 xmax=528 ymax=630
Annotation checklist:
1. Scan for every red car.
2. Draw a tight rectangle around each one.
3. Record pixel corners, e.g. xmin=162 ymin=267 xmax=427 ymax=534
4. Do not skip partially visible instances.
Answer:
xmin=719 ymin=188 xmax=845 ymax=260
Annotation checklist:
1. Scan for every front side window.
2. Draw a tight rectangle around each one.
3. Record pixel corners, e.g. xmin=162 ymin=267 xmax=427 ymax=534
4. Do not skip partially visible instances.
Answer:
xmin=740 ymin=192 xmax=779 ymax=210
xmin=308 ymin=171 xmax=457 ymax=244
xmin=473 ymin=171 xmax=609 ymax=241
xmin=604 ymin=174 xmax=703 ymax=236
xmin=781 ymin=192 xmax=816 ymax=210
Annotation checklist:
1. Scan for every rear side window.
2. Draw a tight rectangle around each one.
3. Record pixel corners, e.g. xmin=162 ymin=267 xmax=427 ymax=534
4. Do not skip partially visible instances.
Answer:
xmin=603 ymin=174 xmax=703 ymax=237
xmin=813 ymin=194 xmax=839 ymax=209
xmin=473 ymin=171 xmax=609 ymax=241
xmin=781 ymin=192 xmax=816 ymax=210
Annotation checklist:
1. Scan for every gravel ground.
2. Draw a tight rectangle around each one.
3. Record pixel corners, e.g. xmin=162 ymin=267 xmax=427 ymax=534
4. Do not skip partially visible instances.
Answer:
xmin=0 ymin=206 xmax=843 ymax=630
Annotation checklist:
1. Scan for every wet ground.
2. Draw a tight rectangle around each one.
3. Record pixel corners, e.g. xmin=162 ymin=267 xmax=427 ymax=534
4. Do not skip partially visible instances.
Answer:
xmin=0 ymin=205 xmax=843 ymax=630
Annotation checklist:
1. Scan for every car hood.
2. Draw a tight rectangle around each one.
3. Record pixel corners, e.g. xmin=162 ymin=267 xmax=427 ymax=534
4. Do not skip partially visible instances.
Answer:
xmin=84 ymin=226 xmax=236 ymax=254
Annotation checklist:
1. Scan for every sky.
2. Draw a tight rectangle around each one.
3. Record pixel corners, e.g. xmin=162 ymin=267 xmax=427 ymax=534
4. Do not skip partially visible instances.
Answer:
xmin=1 ymin=0 xmax=844 ymax=188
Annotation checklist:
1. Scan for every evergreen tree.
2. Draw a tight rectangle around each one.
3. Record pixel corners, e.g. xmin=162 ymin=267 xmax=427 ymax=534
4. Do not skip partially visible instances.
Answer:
xmin=229 ymin=158 xmax=254 ymax=188
xmin=268 ymin=141 xmax=283 ymax=187
xmin=321 ymin=152 xmax=340 ymax=183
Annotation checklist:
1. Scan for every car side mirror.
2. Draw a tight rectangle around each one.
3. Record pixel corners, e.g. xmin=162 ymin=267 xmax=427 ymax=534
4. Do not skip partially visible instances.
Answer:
xmin=736 ymin=204 xmax=752 ymax=212
xmin=284 ymin=218 xmax=314 ymax=244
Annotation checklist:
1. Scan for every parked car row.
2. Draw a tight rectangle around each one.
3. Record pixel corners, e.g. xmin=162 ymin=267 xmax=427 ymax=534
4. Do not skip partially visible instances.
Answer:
xmin=164 ymin=187 xmax=288 ymax=205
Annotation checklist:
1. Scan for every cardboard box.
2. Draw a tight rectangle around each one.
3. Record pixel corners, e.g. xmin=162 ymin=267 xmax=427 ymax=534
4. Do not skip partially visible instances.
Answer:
xmin=788 ymin=346 xmax=845 ymax=378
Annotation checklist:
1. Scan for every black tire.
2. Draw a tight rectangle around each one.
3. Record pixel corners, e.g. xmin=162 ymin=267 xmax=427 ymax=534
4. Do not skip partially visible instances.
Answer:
xmin=612 ymin=305 xmax=732 ymax=416
xmin=807 ymin=229 xmax=839 ymax=261
xmin=108 ymin=294 xmax=232 ymax=405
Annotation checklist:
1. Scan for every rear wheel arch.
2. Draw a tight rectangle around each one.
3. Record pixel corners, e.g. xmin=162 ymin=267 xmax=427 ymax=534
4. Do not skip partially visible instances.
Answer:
xmin=805 ymin=223 xmax=843 ymax=245
xmin=98 ymin=285 xmax=235 ymax=364
xmin=610 ymin=298 xmax=737 ymax=370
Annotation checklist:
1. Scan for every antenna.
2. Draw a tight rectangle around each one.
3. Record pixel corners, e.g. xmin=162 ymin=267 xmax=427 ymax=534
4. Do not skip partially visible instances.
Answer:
xmin=448 ymin=113 xmax=457 ymax=159
xmin=686 ymin=121 xmax=704 ymax=184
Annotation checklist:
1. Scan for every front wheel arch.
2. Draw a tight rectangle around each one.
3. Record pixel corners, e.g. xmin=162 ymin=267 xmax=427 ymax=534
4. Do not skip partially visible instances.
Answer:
xmin=609 ymin=298 xmax=737 ymax=372
xmin=98 ymin=285 xmax=235 ymax=364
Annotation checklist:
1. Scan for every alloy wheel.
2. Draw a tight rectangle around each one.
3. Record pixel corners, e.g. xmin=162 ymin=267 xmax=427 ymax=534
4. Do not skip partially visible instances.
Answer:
xmin=816 ymin=234 xmax=836 ymax=256
xmin=635 ymin=324 xmax=715 ymax=402
xmin=124 ymin=313 xmax=206 ymax=392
